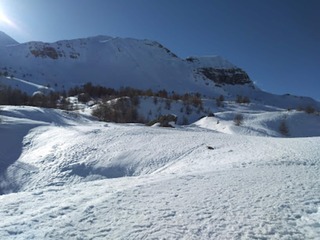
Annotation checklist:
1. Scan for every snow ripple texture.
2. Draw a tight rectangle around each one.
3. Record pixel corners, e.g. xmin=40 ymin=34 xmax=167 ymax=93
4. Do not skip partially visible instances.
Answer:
xmin=0 ymin=106 xmax=319 ymax=239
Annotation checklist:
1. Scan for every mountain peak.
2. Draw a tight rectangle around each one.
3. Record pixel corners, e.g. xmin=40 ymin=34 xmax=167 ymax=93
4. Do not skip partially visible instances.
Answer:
xmin=0 ymin=31 xmax=19 ymax=46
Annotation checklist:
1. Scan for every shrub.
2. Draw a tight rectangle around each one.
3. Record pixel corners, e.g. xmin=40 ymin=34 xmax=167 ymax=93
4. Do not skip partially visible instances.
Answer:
xmin=185 ymin=104 xmax=192 ymax=115
xmin=191 ymin=94 xmax=202 ymax=108
xmin=279 ymin=120 xmax=289 ymax=136
xmin=92 ymin=98 xmax=141 ymax=123
xmin=218 ymin=95 xmax=225 ymax=102
xmin=216 ymin=95 xmax=225 ymax=107
xmin=157 ymin=89 xmax=168 ymax=98
xmin=216 ymin=98 xmax=223 ymax=107
xmin=131 ymin=95 xmax=140 ymax=106
xmin=78 ymin=93 xmax=91 ymax=103
xmin=305 ymin=105 xmax=315 ymax=114
xmin=153 ymin=97 xmax=158 ymax=105
xmin=182 ymin=115 xmax=189 ymax=125
xmin=147 ymin=114 xmax=177 ymax=127
xmin=233 ymin=113 xmax=244 ymax=126
xmin=236 ymin=95 xmax=250 ymax=104
xmin=165 ymin=99 xmax=171 ymax=110
xmin=58 ymin=97 xmax=71 ymax=110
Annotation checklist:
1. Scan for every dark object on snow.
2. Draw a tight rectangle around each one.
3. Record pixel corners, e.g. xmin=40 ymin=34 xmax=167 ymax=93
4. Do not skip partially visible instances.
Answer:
xmin=147 ymin=114 xmax=177 ymax=127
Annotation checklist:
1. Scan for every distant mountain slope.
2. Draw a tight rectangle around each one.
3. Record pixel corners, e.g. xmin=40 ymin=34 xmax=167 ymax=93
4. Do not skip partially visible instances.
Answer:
xmin=0 ymin=31 xmax=19 ymax=46
xmin=0 ymin=32 xmax=319 ymax=109
xmin=0 ymin=34 xmax=251 ymax=95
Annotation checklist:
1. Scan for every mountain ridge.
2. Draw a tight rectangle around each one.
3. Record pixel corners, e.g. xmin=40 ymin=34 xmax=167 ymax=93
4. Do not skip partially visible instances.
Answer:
xmin=0 ymin=32 xmax=319 ymax=110
xmin=0 ymin=33 xmax=252 ymax=92
xmin=0 ymin=31 xmax=19 ymax=46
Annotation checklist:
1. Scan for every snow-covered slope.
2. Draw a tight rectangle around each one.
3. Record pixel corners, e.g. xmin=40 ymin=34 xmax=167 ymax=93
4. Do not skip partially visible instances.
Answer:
xmin=0 ymin=31 xmax=19 ymax=46
xmin=193 ymin=108 xmax=320 ymax=137
xmin=0 ymin=32 xmax=318 ymax=110
xmin=0 ymin=35 xmax=242 ymax=95
xmin=0 ymin=106 xmax=319 ymax=239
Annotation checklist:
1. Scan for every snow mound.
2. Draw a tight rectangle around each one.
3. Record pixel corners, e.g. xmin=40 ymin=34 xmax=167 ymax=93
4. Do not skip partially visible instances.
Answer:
xmin=194 ymin=110 xmax=320 ymax=137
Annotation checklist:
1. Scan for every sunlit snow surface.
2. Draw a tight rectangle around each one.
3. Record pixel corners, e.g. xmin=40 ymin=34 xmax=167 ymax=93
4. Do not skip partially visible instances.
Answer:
xmin=0 ymin=106 xmax=319 ymax=239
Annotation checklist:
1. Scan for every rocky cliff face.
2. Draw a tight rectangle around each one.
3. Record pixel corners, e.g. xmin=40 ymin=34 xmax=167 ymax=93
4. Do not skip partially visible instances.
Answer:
xmin=185 ymin=56 xmax=252 ymax=85
xmin=197 ymin=67 xmax=251 ymax=85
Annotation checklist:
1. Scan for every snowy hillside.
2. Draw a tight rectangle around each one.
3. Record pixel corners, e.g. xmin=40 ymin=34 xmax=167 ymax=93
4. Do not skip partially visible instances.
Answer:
xmin=0 ymin=106 xmax=319 ymax=239
xmin=0 ymin=31 xmax=19 ymax=46
xmin=0 ymin=32 xmax=319 ymax=110
xmin=193 ymin=104 xmax=320 ymax=137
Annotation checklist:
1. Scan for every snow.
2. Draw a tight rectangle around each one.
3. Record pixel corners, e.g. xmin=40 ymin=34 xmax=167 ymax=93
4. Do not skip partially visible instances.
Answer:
xmin=0 ymin=32 xmax=319 ymax=239
xmin=0 ymin=31 xmax=19 ymax=46
xmin=0 ymin=32 xmax=319 ymax=112
xmin=189 ymin=55 xmax=237 ymax=69
xmin=0 ymin=106 xmax=320 ymax=239
xmin=193 ymin=109 xmax=320 ymax=137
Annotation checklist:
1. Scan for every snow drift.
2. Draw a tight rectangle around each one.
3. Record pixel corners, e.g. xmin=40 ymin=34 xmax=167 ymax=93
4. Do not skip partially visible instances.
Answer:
xmin=0 ymin=106 xmax=319 ymax=239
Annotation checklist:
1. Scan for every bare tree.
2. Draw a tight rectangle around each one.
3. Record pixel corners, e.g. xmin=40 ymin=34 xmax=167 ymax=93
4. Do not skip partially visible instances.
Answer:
xmin=279 ymin=120 xmax=289 ymax=136
xmin=233 ymin=113 xmax=244 ymax=126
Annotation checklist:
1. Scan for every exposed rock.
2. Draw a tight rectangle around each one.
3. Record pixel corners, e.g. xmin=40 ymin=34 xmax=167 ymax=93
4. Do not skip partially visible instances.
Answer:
xmin=30 ymin=46 xmax=59 ymax=59
xmin=158 ymin=114 xmax=177 ymax=127
xmin=29 ymin=42 xmax=81 ymax=60
xmin=148 ymin=114 xmax=178 ymax=127
xmin=198 ymin=67 xmax=251 ymax=85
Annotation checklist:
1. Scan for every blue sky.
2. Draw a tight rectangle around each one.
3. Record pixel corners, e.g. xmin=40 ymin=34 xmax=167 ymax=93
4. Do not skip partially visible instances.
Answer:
xmin=0 ymin=0 xmax=319 ymax=100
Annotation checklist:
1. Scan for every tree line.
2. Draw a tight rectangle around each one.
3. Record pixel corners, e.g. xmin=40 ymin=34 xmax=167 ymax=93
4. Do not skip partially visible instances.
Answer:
xmin=0 ymin=82 xmax=204 ymax=109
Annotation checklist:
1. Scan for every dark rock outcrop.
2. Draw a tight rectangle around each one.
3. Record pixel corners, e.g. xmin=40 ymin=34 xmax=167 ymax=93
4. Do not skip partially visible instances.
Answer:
xmin=198 ymin=67 xmax=251 ymax=85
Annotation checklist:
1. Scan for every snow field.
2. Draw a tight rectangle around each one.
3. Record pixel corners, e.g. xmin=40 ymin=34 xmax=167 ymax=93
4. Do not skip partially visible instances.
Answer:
xmin=1 ymin=164 xmax=319 ymax=239
xmin=0 ymin=106 xmax=319 ymax=239
xmin=194 ymin=109 xmax=320 ymax=137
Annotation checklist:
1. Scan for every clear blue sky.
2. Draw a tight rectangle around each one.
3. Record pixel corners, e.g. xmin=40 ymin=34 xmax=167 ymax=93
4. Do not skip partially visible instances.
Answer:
xmin=0 ymin=0 xmax=319 ymax=100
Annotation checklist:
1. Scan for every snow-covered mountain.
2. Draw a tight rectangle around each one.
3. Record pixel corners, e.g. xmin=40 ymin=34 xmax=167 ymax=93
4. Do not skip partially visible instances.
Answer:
xmin=0 ymin=31 xmax=19 ymax=46
xmin=0 ymin=33 xmax=250 ymax=95
xmin=0 ymin=32 xmax=318 ymax=109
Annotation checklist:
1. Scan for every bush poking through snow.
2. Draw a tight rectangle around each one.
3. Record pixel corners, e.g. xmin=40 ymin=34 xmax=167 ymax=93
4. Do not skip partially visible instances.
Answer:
xmin=279 ymin=120 xmax=289 ymax=136
xmin=92 ymin=98 xmax=142 ymax=123
xmin=304 ymin=105 xmax=315 ymax=114
xmin=233 ymin=113 xmax=244 ymax=126
xmin=165 ymin=99 xmax=171 ymax=110
xmin=181 ymin=115 xmax=189 ymax=125
xmin=216 ymin=95 xmax=224 ymax=107
xmin=147 ymin=114 xmax=177 ymax=127
xmin=236 ymin=95 xmax=250 ymax=104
